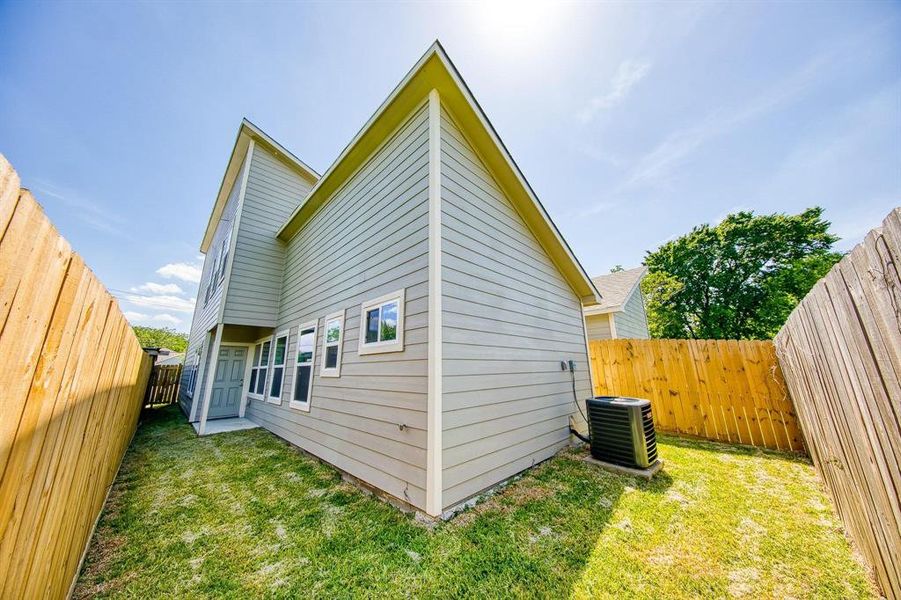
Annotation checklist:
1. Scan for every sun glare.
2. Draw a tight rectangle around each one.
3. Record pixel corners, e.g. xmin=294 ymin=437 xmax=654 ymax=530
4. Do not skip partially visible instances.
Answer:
xmin=473 ymin=0 xmax=564 ymax=53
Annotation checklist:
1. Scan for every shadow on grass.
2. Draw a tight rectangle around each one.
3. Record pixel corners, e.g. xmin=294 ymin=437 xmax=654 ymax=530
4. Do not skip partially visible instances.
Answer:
xmin=78 ymin=405 xmax=875 ymax=598
xmin=77 ymin=405 xmax=680 ymax=598
xmin=137 ymin=402 xmax=187 ymax=430
xmin=420 ymin=446 xmax=674 ymax=597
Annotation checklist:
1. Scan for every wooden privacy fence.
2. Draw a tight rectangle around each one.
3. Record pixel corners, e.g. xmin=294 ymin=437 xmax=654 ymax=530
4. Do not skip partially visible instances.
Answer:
xmin=0 ymin=155 xmax=153 ymax=599
xmin=145 ymin=364 xmax=183 ymax=406
xmin=588 ymin=338 xmax=804 ymax=452
xmin=774 ymin=208 xmax=901 ymax=599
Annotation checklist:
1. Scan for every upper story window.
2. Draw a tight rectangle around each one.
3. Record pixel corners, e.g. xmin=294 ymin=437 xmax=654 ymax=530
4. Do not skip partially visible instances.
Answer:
xmin=358 ymin=289 xmax=405 ymax=356
xmin=185 ymin=350 xmax=201 ymax=398
xmin=203 ymin=229 xmax=231 ymax=307
xmin=203 ymin=256 xmax=217 ymax=306
xmin=267 ymin=331 xmax=288 ymax=404
xmin=320 ymin=310 xmax=345 ymax=377
xmin=248 ymin=338 xmax=271 ymax=399
xmin=218 ymin=230 xmax=230 ymax=282
xmin=290 ymin=321 xmax=317 ymax=411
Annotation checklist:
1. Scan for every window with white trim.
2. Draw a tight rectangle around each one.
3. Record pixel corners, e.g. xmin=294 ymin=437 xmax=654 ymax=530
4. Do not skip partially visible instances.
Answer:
xmin=358 ymin=289 xmax=405 ymax=356
xmin=290 ymin=322 xmax=317 ymax=410
xmin=203 ymin=259 xmax=215 ymax=306
xmin=267 ymin=331 xmax=288 ymax=403
xmin=203 ymin=230 xmax=231 ymax=306
xmin=218 ymin=230 xmax=231 ymax=283
xmin=320 ymin=310 xmax=345 ymax=377
xmin=248 ymin=338 xmax=271 ymax=399
xmin=186 ymin=351 xmax=200 ymax=398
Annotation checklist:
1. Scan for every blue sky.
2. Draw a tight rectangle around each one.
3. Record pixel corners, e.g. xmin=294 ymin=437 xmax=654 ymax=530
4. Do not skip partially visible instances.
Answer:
xmin=1 ymin=1 xmax=898 ymax=332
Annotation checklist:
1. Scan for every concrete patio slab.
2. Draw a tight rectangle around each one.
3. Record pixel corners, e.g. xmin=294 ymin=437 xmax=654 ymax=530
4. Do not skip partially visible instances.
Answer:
xmin=193 ymin=417 xmax=259 ymax=436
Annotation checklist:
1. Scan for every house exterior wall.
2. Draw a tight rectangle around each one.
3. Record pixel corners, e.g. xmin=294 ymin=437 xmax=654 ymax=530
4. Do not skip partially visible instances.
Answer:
xmin=223 ymin=146 xmax=315 ymax=327
xmin=613 ymin=288 xmax=650 ymax=339
xmin=245 ymin=102 xmax=431 ymax=510
xmin=179 ymin=155 xmax=247 ymax=418
xmin=585 ymin=313 xmax=613 ymax=340
xmin=437 ymin=105 xmax=592 ymax=510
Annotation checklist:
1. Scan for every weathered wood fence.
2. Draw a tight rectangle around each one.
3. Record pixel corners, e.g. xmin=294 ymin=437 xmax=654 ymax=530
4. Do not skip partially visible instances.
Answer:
xmin=588 ymin=338 xmax=804 ymax=452
xmin=0 ymin=155 xmax=152 ymax=599
xmin=145 ymin=364 xmax=182 ymax=406
xmin=774 ymin=208 xmax=901 ymax=599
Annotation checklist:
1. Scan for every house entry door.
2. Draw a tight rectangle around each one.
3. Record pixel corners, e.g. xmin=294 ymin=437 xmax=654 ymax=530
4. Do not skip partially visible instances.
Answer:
xmin=208 ymin=346 xmax=246 ymax=419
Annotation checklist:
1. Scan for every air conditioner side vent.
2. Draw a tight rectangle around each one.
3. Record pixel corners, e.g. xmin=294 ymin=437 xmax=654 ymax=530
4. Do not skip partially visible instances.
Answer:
xmin=586 ymin=397 xmax=659 ymax=469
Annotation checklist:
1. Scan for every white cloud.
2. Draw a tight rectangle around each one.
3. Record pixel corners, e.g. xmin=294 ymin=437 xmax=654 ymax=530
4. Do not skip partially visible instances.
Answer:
xmin=31 ymin=179 xmax=127 ymax=236
xmin=565 ymin=200 xmax=619 ymax=219
xmin=712 ymin=205 xmax=751 ymax=226
xmin=123 ymin=311 xmax=183 ymax=328
xmin=131 ymin=282 xmax=184 ymax=295
xmin=578 ymin=60 xmax=651 ymax=123
xmin=156 ymin=262 xmax=203 ymax=283
xmin=123 ymin=293 xmax=195 ymax=313
xmin=619 ymin=41 xmax=844 ymax=191
xmin=149 ymin=313 xmax=182 ymax=325
xmin=649 ymin=232 xmax=681 ymax=251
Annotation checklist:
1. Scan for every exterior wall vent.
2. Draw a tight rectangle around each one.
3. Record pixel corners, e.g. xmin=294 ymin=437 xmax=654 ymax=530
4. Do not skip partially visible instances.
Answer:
xmin=586 ymin=397 xmax=658 ymax=469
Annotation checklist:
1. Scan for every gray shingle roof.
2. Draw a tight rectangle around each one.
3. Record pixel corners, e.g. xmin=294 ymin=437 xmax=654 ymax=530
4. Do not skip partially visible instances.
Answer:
xmin=590 ymin=266 xmax=647 ymax=312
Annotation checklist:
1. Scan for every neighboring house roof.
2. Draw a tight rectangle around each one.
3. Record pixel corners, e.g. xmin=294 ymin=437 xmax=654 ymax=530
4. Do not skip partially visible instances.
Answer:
xmin=200 ymin=119 xmax=320 ymax=253
xmin=275 ymin=41 xmax=601 ymax=306
xmin=584 ymin=267 xmax=647 ymax=315
xmin=157 ymin=353 xmax=184 ymax=366
xmin=142 ymin=347 xmax=185 ymax=365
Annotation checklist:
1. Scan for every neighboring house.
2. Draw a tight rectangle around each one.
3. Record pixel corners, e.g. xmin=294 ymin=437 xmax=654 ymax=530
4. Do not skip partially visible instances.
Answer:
xmin=583 ymin=267 xmax=650 ymax=340
xmin=157 ymin=352 xmax=184 ymax=366
xmin=142 ymin=347 xmax=184 ymax=365
xmin=178 ymin=42 xmax=600 ymax=518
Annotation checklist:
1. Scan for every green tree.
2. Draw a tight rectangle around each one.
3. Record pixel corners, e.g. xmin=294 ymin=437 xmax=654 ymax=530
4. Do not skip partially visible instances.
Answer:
xmin=133 ymin=326 xmax=189 ymax=352
xmin=641 ymin=207 xmax=841 ymax=340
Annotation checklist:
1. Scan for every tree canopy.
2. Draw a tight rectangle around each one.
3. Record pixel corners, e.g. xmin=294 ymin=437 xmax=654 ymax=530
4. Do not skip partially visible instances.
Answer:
xmin=641 ymin=207 xmax=841 ymax=340
xmin=133 ymin=326 xmax=189 ymax=352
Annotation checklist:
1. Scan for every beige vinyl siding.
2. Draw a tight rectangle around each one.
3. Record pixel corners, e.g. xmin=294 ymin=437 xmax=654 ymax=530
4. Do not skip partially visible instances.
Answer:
xmin=179 ymin=157 xmax=246 ymax=418
xmin=246 ymin=102 xmax=431 ymax=510
xmin=613 ymin=288 xmax=650 ymax=339
xmin=585 ymin=313 xmax=613 ymax=340
xmin=438 ymin=105 xmax=592 ymax=509
xmin=223 ymin=145 xmax=315 ymax=327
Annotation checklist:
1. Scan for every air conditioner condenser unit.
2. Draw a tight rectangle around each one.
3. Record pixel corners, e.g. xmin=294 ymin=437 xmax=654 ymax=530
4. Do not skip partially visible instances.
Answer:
xmin=586 ymin=396 xmax=659 ymax=470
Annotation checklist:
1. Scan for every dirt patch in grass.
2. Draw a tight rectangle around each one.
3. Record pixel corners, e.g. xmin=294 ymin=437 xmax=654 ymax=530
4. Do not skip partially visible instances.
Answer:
xmin=72 ymin=527 xmax=131 ymax=600
xmin=451 ymin=476 xmax=558 ymax=528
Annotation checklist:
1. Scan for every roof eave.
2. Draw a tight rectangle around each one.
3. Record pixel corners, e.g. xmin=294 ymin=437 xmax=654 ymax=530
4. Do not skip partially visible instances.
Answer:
xmin=199 ymin=120 xmax=320 ymax=253
xmin=241 ymin=118 xmax=321 ymax=183
xmin=429 ymin=46 xmax=601 ymax=305
xmin=276 ymin=41 xmax=602 ymax=305
xmin=276 ymin=42 xmax=444 ymax=243
xmin=583 ymin=304 xmax=624 ymax=316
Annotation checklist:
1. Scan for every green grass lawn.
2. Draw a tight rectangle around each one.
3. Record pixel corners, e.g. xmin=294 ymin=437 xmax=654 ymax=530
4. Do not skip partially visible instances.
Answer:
xmin=74 ymin=405 xmax=876 ymax=599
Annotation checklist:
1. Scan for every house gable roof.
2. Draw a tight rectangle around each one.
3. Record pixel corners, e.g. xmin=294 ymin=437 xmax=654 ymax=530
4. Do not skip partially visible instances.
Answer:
xmin=584 ymin=266 xmax=647 ymax=315
xmin=199 ymin=118 xmax=319 ymax=253
xmin=275 ymin=41 xmax=601 ymax=306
